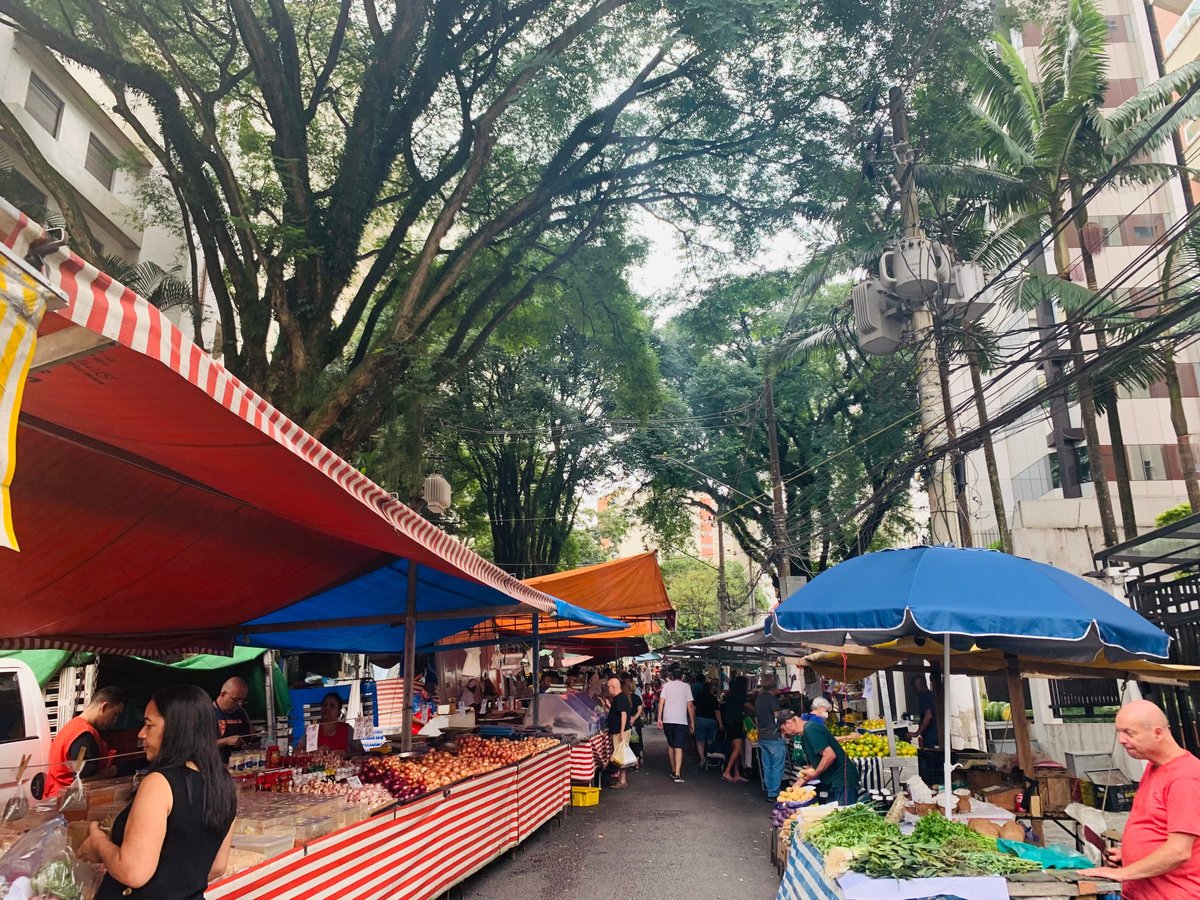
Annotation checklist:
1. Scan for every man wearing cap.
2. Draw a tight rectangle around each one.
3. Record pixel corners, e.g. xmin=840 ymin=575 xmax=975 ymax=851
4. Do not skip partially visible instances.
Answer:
xmin=780 ymin=698 xmax=859 ymax=805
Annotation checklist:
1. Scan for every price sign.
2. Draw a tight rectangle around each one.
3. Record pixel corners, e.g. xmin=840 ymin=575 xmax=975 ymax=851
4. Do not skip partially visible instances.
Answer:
xmin=305 ymin=723 xmax=318 ymax=752
xmin=359 ymin=727 xmax=387 ymax=751
xmin=353 ymin=716 xmax=372 ymax=739
xmin=345 ymin=775 xmax=363 ymax=789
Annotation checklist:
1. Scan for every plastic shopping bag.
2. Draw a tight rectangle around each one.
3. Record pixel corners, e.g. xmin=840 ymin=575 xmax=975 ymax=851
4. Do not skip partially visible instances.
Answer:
xmin=0 ymin=814 xmax=104 ymax=900
xmin=611 ymin=734 xmax=637 ymax=768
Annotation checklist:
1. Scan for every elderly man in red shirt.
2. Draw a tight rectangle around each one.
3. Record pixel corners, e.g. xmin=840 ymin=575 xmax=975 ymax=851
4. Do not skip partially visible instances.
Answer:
xmin=1080 ymin=699 xmax=1200 ymax=898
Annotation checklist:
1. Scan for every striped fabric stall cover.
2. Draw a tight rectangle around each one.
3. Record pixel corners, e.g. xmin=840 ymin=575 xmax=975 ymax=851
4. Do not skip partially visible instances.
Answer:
xmin=776 ymin=837 xmax=844 ymax=900
xmin=374 ymin=678 xmax=408 ymax=733
xmin=569 ymin=741 xmax=597 ymax=781
xmin=515 ymin=745 xmax=570 ymax=842
xmin=0 ymin=198 xmax=558 ymax=629
xmin=209 ymin=764 xmax=518 ymax=900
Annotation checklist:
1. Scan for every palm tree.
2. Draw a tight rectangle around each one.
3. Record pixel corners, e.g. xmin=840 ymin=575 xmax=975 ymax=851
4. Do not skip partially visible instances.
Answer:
xmin=964 ymin=0 xmax=1200 ymax=546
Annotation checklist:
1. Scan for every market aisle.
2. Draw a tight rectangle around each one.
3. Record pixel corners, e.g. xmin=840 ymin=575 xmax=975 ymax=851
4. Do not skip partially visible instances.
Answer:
xmin=459 ymin=727 xmax=780 ymax=900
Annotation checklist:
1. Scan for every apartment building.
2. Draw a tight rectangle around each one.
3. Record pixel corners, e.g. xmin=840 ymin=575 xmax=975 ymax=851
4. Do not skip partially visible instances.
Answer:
xmin=1159 ymin=0 xmax=1200 ymax=203
xmin=952 ymin=0 xmax=1200 ymax=575
xmin=0 ymin=27 xmax=203 ymax=335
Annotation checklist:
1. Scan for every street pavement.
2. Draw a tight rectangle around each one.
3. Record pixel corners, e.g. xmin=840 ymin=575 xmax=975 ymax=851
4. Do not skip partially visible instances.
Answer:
xmin=459 ymin=726 xmax=781 ymax=900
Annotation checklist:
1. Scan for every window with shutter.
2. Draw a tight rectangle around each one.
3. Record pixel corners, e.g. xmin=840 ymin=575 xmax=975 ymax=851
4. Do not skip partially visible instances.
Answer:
xmin=24 ymin=73 xmax=63 ymax=137
xmin=84 ymin=135 xmax=117 ymax=190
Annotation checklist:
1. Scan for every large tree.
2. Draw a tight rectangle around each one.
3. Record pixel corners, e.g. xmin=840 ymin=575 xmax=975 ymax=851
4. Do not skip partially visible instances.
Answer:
xmin=1 ymin=0 xmax=988 ymax=452
xmin=627 ymin=274 xmax=920 ymax=590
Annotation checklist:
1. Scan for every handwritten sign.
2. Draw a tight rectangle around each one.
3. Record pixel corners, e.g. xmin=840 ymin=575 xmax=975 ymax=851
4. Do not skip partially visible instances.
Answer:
xmin=305 ymin=723 xmax=318 ymax=752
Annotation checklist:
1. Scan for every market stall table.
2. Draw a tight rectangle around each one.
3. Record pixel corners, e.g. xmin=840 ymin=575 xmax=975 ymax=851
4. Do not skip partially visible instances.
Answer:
xmin=209 ymin=744 xmax=569 ymax=900
xmin=569 ymin=731 xmax=612 ymax=783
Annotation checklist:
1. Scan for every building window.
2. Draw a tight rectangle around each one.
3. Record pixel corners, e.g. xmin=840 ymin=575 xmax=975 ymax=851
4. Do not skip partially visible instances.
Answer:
xmin=1185 ymin=119 xmax=1200 ymax=146
xmin=24 ymin=73 xmax=63 ymax=137
xmin=1128 ymin=445 xmax=1167 ymax=481
xmin=1105 ymin=15 xmax=1132 ymax=42
xmin=84 ymin=134 xmax=117 ymax=190
xmin=1050 ymin=446 xmax=1092 ymax=488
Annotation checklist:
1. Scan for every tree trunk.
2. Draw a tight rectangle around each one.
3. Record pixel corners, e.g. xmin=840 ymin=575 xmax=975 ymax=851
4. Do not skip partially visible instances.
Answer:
xmin=1166 ymin=350 xmax=1200 ymax=512
xmin=716 ymin=514 xmax=730 ymax=630
xmin=1073 ymin=190 xmax=1137 ymax=540
xmin=969 ymin=352 xmax=1013 ymax=553
xmin=1050 ymin=199 xmax=1118 ymax=546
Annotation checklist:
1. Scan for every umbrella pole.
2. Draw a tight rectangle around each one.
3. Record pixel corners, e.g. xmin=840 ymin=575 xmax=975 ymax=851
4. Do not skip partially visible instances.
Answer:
xmin=531 ymin=612 xmax=540 ymax=725
xmin=401 ymin=562 xmax=418 ymax=753
xmin=943 ymin=634 xmax=953 ymax=818
xmin=1005 ymin=654 xmax=1043 ymax=842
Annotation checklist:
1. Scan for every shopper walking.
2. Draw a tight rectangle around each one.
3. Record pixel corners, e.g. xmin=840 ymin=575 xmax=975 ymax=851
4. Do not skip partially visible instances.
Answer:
xmin=656 ymin=665 xmax=694 ymax=783
xmin=693 ymin=680 xmax=720 ymax=766
xmin=718 ymin=675 xmax=751 ymax=784
xmin=755 ymin=674 xmax=786 ymax=801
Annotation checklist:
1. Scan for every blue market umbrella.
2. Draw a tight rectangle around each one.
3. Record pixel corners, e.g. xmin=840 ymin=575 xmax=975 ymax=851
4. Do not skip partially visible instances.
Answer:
xmin=767 ymin=546 xmax=1170 ymax=814
xmin=768 ymin=546 xmax=1168 ymax=661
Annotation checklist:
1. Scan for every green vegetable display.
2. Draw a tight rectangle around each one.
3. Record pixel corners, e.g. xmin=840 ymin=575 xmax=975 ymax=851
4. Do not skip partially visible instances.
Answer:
xmin=30 ymin=853 xmax=83 ymax=900
xmin=806 ymin=804 xmax=900 ymax=853
xmin=808 ymin=808 xmax=1043 ymax=880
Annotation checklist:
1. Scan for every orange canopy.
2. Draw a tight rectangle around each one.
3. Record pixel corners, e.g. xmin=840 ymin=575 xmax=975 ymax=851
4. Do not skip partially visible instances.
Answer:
xmin=524 ymin=552 xmax=674 ymax=624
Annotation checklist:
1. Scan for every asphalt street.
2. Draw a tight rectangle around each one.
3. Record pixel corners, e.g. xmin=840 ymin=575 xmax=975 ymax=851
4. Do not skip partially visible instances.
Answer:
xmin=459 ymin=726 xmax=781 ymax=900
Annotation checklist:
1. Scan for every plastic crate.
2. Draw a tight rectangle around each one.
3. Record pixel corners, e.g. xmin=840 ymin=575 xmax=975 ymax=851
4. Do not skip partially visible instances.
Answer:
xmin=1096 ymin=783 xmax=1136 ymax=812
xmin=571 ymin=786 xmax=600 ymax=807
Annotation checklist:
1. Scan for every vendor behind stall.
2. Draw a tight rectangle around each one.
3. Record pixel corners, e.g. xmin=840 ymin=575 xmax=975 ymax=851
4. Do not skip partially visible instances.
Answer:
xmin=784 ymin=698 xmax=859 ymax=805
xmin=213 ymin=677 xmax=251 ymax=760
xmin=45 ymin=686 xmax=124 ymax=799
xmin=911 ymin=674 xmax=939 ymax=748
xmin=294 ymin=692 xmax=361 ymax=756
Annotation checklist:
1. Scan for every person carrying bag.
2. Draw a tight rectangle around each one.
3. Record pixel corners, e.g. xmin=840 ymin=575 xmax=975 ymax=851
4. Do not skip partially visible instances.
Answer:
xmin=605 ymin=676 xmax=634 ymax=789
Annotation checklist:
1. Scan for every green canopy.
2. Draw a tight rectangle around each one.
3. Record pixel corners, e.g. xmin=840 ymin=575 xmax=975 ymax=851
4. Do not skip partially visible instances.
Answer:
xmin=0 ymin=647 xmax=290 ymax=720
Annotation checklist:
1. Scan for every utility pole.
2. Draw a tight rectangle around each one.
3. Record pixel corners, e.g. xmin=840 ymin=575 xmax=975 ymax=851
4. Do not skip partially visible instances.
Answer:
xmin=888 ymin=87 xmax=961 ymax=546
xmin=764 ymin=375 xmax=792 ymax=589
xmin=716 ymin=513 xmax=731 ymax=630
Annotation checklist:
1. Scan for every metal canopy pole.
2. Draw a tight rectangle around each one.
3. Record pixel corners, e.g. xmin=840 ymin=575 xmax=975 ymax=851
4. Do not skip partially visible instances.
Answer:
xmin=943 ymin=635 xmax=953 ymax=817
xmin=263 ymin=650 xmax=278 ymax=746
xmin=401 ymin=562 xmax=419 ymax=753
xmin=531 ymin=612 xmax=540 ymax=724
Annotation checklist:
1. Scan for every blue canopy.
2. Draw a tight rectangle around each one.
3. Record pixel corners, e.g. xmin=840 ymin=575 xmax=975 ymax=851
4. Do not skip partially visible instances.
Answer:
xmin=553 ymin=599 xmax=626 ymax=631
xmin=768 ymin=546 xmax=1169 ymax=662
xmin=238 ymin=559 xmax=622 ymax=653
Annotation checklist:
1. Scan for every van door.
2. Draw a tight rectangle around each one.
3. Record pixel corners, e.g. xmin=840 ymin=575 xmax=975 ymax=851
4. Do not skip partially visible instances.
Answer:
xmin=0 ymin=660 xmax=52 ymax=804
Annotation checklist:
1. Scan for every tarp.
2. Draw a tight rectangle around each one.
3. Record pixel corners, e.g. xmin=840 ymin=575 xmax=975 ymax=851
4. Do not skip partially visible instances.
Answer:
xmin=0 ymin=649 xmax=78 ymax=687
xmin=524 ymin=552 xmax=674 ymax=624
xmin=236 ymin=559 xmax=603 ymax=654
xmin=0 ymin=200 xmax=563 ymax=656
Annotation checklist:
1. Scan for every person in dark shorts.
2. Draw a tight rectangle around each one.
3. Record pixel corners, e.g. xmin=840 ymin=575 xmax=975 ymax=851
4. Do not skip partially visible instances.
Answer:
xmin=656 ymin=665 xmax=694 ymax=783
xmin=718 ymin=675 xmax=750 ymax=783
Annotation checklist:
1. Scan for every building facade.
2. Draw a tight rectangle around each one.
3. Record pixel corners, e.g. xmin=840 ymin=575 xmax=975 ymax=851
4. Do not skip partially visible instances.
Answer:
xmin=953 ymin=0 xmax=1200 ymax=576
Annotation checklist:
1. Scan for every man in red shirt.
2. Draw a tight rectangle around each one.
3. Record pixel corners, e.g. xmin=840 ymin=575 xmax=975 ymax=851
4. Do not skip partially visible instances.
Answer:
xmin=44 ymin=686 xmax=124 ymax=799
xmin=1080 ymin=699 xmax=1200 ymax=898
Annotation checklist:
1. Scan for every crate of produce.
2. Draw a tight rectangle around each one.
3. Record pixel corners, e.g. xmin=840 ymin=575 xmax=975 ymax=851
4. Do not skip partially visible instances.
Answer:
xmin=571 ymin=786 xmax=600 ymax=807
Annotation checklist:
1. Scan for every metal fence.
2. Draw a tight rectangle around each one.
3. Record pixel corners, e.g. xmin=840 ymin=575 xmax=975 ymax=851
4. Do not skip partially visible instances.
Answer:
xmin=1127 ymin=573 xmax=1200 ymax=753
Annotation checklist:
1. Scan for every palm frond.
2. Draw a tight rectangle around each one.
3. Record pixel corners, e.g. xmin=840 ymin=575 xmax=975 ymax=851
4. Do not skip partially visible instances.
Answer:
xmin=973 ymin=208 xmax=1048 ymax=269
xmin=1104 ymin=59 xmax=1200 ymax=160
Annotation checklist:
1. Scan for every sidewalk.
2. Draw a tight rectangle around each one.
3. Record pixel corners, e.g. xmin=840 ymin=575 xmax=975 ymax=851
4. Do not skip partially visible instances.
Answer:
xmin=459 ymin=726 xmax=782 ymax=900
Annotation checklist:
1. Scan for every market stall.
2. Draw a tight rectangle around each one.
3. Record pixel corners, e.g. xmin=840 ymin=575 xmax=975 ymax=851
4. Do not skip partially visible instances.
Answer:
xmin=757 ymin=546 xmax=1200 ymax=899
xmin=0 ymin=201 xmax=596 ymax=899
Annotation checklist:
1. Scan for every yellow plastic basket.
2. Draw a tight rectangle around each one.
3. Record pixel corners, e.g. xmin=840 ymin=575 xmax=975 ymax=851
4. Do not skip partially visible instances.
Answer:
xmin=571 ymin=786 xmax=600 ymax=807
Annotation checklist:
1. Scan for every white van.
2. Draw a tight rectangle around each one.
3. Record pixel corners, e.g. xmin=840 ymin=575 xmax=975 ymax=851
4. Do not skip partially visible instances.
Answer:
xmin=0 ymin=659 xmax=52 ymax=803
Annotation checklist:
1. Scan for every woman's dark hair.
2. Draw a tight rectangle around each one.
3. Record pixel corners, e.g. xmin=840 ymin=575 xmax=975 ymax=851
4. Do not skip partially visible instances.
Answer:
xmin=730 ymin=675 xmax=749 ymax=697
xmin=322 ymin=691 xmax=344 ymax=709
xmin=149 ymin=684 xmax=236 ymax=831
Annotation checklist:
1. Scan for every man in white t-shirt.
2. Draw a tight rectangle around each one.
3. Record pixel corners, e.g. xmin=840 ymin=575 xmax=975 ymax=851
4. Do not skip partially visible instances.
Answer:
xmin=656 ymin=665 xmax=695 ymax=783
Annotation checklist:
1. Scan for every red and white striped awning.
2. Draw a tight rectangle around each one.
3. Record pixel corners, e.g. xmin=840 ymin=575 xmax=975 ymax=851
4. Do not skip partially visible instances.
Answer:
xmin=0 ymin=199 xmax=555 ymax=655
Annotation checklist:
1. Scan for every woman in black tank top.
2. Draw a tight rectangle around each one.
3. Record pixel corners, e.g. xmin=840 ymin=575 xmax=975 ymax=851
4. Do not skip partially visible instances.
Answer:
xmin=79 ymin=685 xmax=237 ymax=899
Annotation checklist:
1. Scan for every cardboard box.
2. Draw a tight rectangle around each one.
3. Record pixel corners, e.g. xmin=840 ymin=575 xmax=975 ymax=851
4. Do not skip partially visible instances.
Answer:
xmin=977 ymin=784 xmax=1022 ymax=811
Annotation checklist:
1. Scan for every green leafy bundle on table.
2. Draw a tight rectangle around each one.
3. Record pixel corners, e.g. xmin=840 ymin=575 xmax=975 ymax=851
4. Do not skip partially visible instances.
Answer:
xmin=808 ymin=806 xmax=1042 ymax=879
